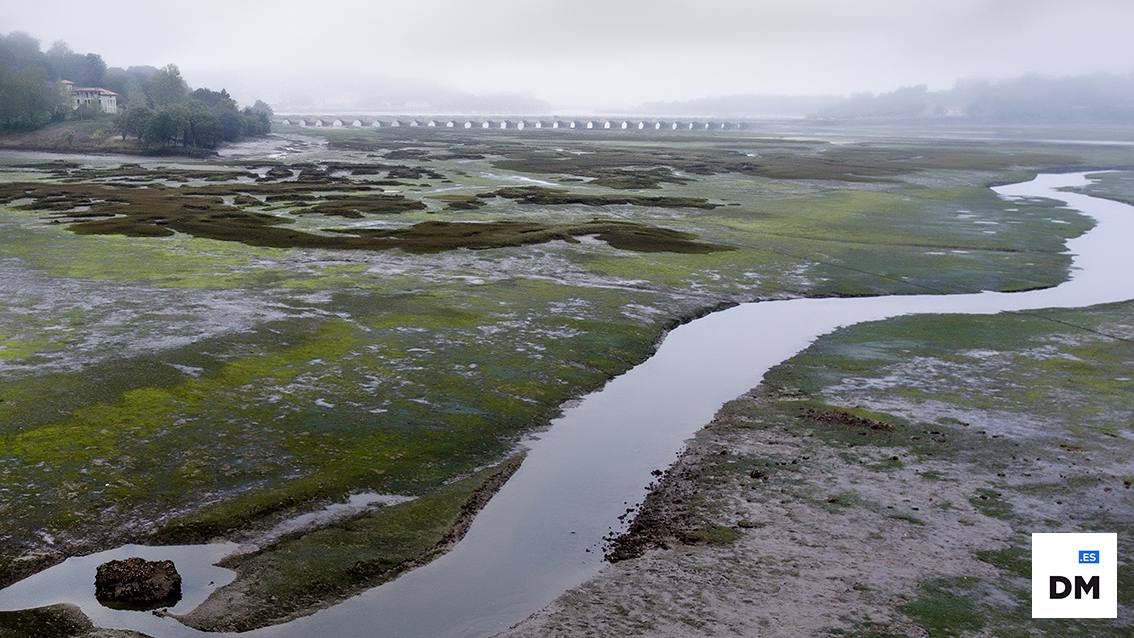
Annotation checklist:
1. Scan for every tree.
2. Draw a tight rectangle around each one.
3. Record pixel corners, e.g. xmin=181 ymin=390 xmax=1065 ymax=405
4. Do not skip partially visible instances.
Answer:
xmin=0 ymin=32 xmax=48 ymax=71
xmin=241 ymin=107 xmax=271 ymax=136
xmin=45 ymin=41 xmax=71 ymax=78
xmin=217 ymin=107 xmax=243 ymax=141
xmin=45 ymin=41 xmax=106 ymax=86
xmin=0 ymin=33 xmax=66 ymax=130
xmin=114 ymin=105 xmax=153 ymax=140
xmin=185 ymin=105 xmax=223 ymax=147
xmin=103 ymin=68 xmax=151 ymax=109
xmin=0 ymin=60 xmax=66 ymax=130
xmin=144 ymin=64 xmax=188 ymax=108
xmin=191 ymin=87 xmax=236 ymax=111
xmin=0 ymin=30 xmax=273 ymax=140
xmin=74 ymin=101 xmax=101 ymax=121
xmin=251 ymin=99 xmax=273 ymax=117
xmin=142 ymin=108 xmax=184 ymax=146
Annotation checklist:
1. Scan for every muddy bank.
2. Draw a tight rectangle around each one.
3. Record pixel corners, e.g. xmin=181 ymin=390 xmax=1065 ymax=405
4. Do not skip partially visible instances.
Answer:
xmin=0 ymin=125 xmax=217 ymax=159
xmin=176 ymin=454 xmax=525 ymax=632
xmin=1 ymin=137 xmax=1126 ymax=636
xmin=167 ymin=297 xmax=753 ymax=632
xmin=508 ymin=302 xmax=1134 ymax=637
xmin=0 ymin=603 xmax=150 ymax=638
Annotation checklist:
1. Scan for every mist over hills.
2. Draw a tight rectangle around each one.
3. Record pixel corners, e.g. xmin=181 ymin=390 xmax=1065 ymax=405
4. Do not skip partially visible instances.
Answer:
xmin=190 ymin=70 xmax=552 ymax=115
xmin=815 ymin=73 xmax=1134 ymax=123
xmin=262 ymin=71 xmax=1134 ymax=122
xmin=629 ymin=73 xmax=1134 ymax=124
xmin=634 ymin=94 xmax=841 ymax=118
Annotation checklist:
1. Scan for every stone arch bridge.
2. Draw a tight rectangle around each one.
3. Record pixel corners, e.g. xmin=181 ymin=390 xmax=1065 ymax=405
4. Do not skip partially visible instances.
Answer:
xmin=275 ymin=116 xmax=748 ymax=132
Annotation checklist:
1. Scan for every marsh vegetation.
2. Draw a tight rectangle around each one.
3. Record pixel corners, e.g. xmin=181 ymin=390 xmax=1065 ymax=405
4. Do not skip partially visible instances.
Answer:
xmin=1 ymin=125 xmax=1130 ymax=633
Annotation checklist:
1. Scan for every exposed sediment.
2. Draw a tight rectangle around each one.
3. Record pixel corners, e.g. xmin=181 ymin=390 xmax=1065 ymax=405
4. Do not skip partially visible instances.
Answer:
xmin=177 ymin=454 xmax=525 ymax=632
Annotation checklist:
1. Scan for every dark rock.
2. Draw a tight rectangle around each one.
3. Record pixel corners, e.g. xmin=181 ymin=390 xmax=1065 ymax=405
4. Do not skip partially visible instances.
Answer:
xmin=95 ymin=558 xmax=181 ymax=609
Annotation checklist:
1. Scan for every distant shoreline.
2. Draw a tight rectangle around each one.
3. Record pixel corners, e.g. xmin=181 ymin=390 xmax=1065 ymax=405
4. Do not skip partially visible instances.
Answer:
xmin=0 ymin=120 xmax=220 ymax=159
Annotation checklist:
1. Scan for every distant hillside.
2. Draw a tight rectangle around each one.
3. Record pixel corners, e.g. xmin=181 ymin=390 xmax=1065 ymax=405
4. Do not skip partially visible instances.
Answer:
xmin=636 ymin=94 xmax=840 ymax=118
xmin=814 ymin=73 xmax=1134 ymax=123
xmin=0 ymin=30 xmax=273 ymax=152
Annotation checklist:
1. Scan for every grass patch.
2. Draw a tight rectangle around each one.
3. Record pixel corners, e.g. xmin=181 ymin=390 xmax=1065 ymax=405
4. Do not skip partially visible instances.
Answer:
xmin=902 ymin=578 xmax=985 ymax=637
xmin=975 ymin=546 xmax=1031 ymax=579
xmin=679 ymin=525 xmax=741 ymax=546
xmin=180 ymin=455 xmax=523 ymax=631
xmin=480 ymin=186 xmax=718 ymax=209
xmin=331 ymin=219 xmax=731 ymax=254
xmin=0 ymin=604 xmax=93 ymax=638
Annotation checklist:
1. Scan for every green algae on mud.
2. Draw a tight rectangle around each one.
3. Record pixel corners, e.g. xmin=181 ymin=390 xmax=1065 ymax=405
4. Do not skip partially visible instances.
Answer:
xmin=1072 ymin=169 xmax=1134 ymax=207
xmin=0 ymin=275 xmax=679 ymax=590
xmin=0 ymin=603 xmax=151 ymax=637
xmin=330 ymin=219 xmax=731 ymax=253
xmin=0 ymin=604 xmax=116 ymax=638
xmin=478 ymin=186 xmax=719 ymax=209
xmin=0 ymin=132 xmax=1128 ymax=631
xmin=592 ymin=300 xmax=1134 ymax=637
xmin=177 ymin=455 xmax=524 ymax=631
xmin=0 ymin=180 xmax=725 ymax=254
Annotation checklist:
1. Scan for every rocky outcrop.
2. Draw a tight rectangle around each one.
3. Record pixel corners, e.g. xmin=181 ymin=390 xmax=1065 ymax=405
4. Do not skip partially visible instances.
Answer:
xmin=94 ymin=558 xmax=181 ymax=609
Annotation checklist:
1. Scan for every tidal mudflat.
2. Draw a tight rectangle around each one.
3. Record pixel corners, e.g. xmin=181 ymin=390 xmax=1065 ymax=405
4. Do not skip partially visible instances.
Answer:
xmin=515 ymin=299 xmax=1134 ymax=637
xmin=0 ymin=126 xmax=1131 ymax=635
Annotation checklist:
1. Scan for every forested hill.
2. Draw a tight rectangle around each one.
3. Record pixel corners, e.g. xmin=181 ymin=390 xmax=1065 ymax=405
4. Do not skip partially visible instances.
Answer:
xmin=0 ymin=30 xmax=272 ymax=149
xmin=812 ymin=73 xmax=1134 ymax=124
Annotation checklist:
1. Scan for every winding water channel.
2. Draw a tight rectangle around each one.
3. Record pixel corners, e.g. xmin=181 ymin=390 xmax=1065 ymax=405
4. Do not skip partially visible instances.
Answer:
xmin=2 ymin=171 xmax=1132 ymax=637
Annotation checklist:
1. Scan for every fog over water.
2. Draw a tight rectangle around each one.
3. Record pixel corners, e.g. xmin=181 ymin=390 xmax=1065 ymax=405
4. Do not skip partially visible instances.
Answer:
xmin=2 ymin=1 xmax=1133 ymax=113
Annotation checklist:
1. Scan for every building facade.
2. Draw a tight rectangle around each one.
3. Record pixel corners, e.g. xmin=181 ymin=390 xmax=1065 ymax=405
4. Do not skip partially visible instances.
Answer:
xmin=61 ymin=80 xmax=119 ymax=114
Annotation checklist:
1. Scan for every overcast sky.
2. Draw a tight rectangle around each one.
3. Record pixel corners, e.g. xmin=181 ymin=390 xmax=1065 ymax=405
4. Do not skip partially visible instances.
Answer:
xmin=2 ymin=0 xmax=1132 ymax=111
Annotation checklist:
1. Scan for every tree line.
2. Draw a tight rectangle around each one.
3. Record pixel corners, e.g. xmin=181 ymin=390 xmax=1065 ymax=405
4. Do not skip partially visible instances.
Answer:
xmin=0 ymin=30 xmax=272 ymax=149
xmin=113 ymin=66 xmax=273 ymax=148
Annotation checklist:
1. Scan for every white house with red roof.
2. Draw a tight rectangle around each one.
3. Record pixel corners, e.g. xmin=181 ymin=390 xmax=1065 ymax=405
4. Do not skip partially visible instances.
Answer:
xmin=61 ymin=80 xmax=119 ymax=114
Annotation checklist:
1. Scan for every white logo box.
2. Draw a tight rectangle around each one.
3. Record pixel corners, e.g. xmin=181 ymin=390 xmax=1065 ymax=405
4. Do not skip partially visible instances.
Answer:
xmin=1032 ymin=532 xmax=1118 ymax=619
